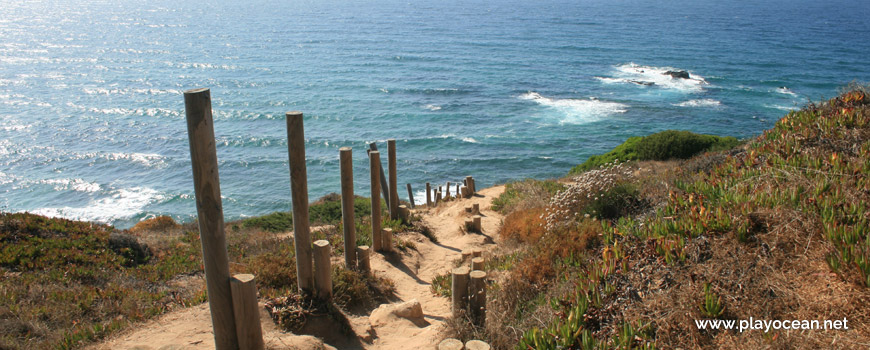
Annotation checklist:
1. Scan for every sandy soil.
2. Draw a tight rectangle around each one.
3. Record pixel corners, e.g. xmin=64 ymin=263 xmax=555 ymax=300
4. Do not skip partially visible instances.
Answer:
xmin=90 ymin=185 xmax=505 ymax=350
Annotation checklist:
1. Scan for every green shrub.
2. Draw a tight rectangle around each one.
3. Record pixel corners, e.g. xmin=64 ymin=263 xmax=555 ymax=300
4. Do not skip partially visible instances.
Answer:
xmin=635 ymin=130 xmax=740 ymax=161
xmin=309 ymin=195 xmax=374 ymax=224
xmin=570 ymin=130 xmax=740 ymax=174
xmin=583 ymin=184 xmax=644 ymax=220
xmin=241 ymin=212 xmax=293 ymax=232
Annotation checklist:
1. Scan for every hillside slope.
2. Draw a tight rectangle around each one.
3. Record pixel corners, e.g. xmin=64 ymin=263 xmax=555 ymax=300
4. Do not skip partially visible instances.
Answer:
xmin=480 ymin=88 xmax=870 ymax=349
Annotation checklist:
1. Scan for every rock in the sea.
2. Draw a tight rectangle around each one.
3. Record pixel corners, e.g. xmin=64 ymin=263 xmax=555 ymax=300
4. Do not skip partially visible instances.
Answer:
xmin=629 ymin=80 xmax=655 ymax=86
xmin=369 ymin=299 xmax=424 ymax=326
xmin=665 ymin=70 xmax=690 ymax=79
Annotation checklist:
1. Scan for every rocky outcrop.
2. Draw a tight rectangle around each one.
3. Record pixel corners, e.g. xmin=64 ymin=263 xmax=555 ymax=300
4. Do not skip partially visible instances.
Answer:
xmin=665 ymin=70 xmax=690 ymax=79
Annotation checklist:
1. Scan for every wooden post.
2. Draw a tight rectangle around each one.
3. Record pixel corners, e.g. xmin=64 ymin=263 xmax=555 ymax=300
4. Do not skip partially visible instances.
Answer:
xmin=451 ymin=267 xmax=470 ymax=318
xmin=398 ymin=204 xmax=410 ymax=223
xmin=469 ymin=270 xmax=487 ymax=327
xmin=465 ymin=340 xmax=491 ymax=350
xmin=357 ymin=246 xmax=371 ymax=274
xmin=464 ymin=220 xmax=473 ymax=232
xmin=465 ymin=176 xmax=473 ymax=196
xmin=461 ymin=250 xmax=472 ymax=261
xmin=472 ymin=248 xmax=482 ymax=258
xmin=438 ymin=338 xmax=464 ymax=350
xmin=313 ymin=240 xmax=332 ymax=300
xmin=340 ymin=147 xmax=357 ymax=270
xmin=472 ymin=257 xmax=485 ymax=271
xmin=382 ymin=228 xmax=394 ymax=252
xmin=285 ymin=111 xmax=314 ymax=294
xmin=472 ymin=215 xmax=482 ymax=233
xmin=368 ymin=143 xmax=391 ymax=215
xmin=406 ymin=183 xmax=415 ymax=208
xmin=456 ymin=184 xmax=460 ymax=198
xmin=388 ymin=139 xmax=399 ymax=221
xmin=184 ymin=88 xmax=239 ymax=349
xmin=445 ymin=182 xmax=451 ymax=199
xmin=472 ymin=203 xmax=480 ymax=215
xmin=470 ymin=177 xmax=476 ymax=194
xmin=369 ymin=151 xmax=383 ymax=252
xmin=426 ymin=182 xmax=432 ymax=207
xmin=230 ymin=274 xmax=265 ymax=350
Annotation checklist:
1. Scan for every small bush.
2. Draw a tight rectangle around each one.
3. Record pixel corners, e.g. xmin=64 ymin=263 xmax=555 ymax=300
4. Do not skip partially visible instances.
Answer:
xmin=241 ymin=212 xmax=293 ymax=232
xmin=430 ymin=273 xmax=451 ymax=297
xmin=499 ymin=208 xmax=548 ymax=243
xmin=571 ymin=130 xmax=740 ymax=173
xmin=582 ymin=183 xmax=644 ymax=220
xmin=332 ymin=267 xmax=395 ymax=311
xmin=108 ymin=232 xmax=151 ymax=267
xmin=248 ymin=244 xmax=298 ymax=298
xmin=130 ymin=216 xmax=179 ymax=233
xmin=309 ymin=194 xmax=374 ymax=225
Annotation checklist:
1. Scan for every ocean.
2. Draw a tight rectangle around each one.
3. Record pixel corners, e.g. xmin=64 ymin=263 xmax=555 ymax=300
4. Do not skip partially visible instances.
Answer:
xmin=1 ymin=0 xmax=868 ymax=228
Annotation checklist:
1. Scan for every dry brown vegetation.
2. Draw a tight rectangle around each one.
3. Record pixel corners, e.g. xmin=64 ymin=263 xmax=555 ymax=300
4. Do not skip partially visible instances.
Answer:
xmin=479 ymin=88 xmax=870 ymax=349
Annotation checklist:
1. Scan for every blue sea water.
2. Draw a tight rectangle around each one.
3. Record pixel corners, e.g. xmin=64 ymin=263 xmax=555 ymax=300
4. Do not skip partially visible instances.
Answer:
xmin=1 ymin=0 xmax=868 ymax=228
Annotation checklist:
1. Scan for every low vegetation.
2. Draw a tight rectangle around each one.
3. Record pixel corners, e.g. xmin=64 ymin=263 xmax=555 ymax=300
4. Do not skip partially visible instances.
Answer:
xmin=570 ymin=130 xmax=741 ymax=174
xmin=0 ymin=192 xmax=413 ymax=349
xmin=469 ymin=87 xmax=870 ymax=349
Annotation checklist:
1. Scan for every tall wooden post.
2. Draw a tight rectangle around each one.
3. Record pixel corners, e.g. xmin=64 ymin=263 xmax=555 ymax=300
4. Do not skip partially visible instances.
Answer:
xmin=426 ymin=182 xmax=432 ymax=207
xmin=313 ymin=240 xmax=332 ymax=300
xmin=184 ymin=88 xmax=239 ymax=349
xmin=445 ymin=182 xmax=451 ymax=199
xmin=388 ymin=139 xmax=399 ymax=221
xmin=340 ymin=147 xmax=357 ymax=269
xmin=406 ymin=183 xmax=415 ymax=208
xmin=369 ymin=151 xmax=383 ymax=252
xmin=230 ymin=274 xmax=265 ymax=350
xmin=285 ymin=111 xmax=314 ymax=294
xmin=369 ymin=143 xmax=391 ymax=215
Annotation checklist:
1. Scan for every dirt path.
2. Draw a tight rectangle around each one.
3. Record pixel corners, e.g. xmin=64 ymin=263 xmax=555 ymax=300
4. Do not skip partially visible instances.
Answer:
xmin=91 ymin=185 xmax=505 ymax=350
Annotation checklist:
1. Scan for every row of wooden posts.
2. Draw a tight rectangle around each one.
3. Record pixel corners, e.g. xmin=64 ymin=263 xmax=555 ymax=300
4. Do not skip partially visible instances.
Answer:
xmin=437 ymin=247 xmax=492 ymax=349
xmin=184 ymin=88 xmax=482 ymax=349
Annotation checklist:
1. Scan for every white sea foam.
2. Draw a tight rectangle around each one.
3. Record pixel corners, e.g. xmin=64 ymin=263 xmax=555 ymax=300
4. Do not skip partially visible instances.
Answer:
xmin=461 ymin=137 xmax=478 ymax=143
xmin=597 ymin=63 xmax=707 ymax=93
xmin=69 ymin=151 xmax=166 ymax=168
xmin=1 ymin=123 xmax=31 ymax=131
xmin=674 ymin=99 xmax=722 ymax=108
xmin=519 ymin=92 xmax=628 ymax=124
xmin=775 ymin=87 xmax=798 ymax=97
xmin=764 ymin=104 xmax=795 ymax=111
xmin=107 ymin=152 xmax=165 ymax=167
xmin=32 ymin=187 xmax=164 ymax=224
xmin=41 ymin=178 xmax=102 ymax=193
xmin=424 ymin=104 xmax=441 ymax=111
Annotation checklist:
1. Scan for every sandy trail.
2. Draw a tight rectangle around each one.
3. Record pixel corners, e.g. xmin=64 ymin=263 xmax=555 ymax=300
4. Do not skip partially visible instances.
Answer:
xmin=91 ymin=185 xmax=504 ymax=350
